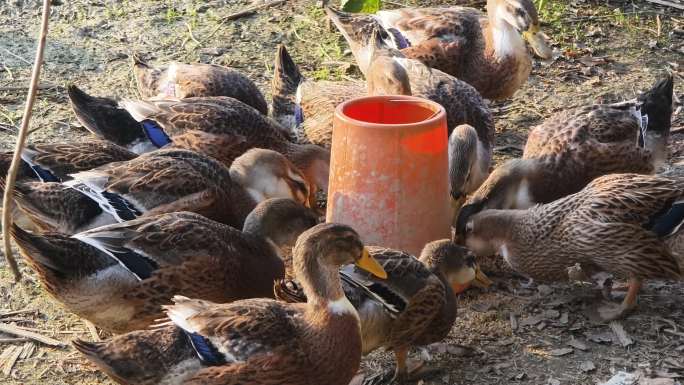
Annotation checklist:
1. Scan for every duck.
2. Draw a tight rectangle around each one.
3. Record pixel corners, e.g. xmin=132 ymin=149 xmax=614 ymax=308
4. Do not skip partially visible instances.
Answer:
xmin=72 ymin=223 xmax=387 ymax=385
xmin=273 ymin=33 xmax=494 ymax=202
xmin=11 ymin=198 xmax=319 ymax=333
xmin=11 ymin=148 xmax=312 ymax=234
xmin=132 ymin=55 xmax=269 ymax=115
xmin=0 ymin=140 xmax=137 ymax=184
xmin=325 ymin=0 xmax=552 ymax=101
xmin=455 ymin=75 xmax=674 ymax=236
xmin=275 ymin=240 xmax=491 ymax=383
xmin=67 ymin=85 xmax=331 ymax=196
xmin=460 ymin=173 xmax=683 ymax=321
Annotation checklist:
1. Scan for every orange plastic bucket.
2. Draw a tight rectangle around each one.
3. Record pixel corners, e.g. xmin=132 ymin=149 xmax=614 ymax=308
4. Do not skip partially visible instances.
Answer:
xmin=327 ymin=95 xmax=451 ymax=255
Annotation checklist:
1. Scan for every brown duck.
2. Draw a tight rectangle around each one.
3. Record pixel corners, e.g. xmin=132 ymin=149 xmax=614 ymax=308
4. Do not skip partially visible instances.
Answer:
xmin=68 ymin=85 xmax=331 ymax=196
xmin=455 ymin=75 xmax=674 ymax=236
xmin=12 ymin=198 xmax=318 ymax=333
xmin=12 ymin=148 xmax=311 ymax=233
xmin=273 ymin=35 xmax=494 ymax=203
xmin=461 ymin=173 xmax=683 ymax=321
xmin=325 ymin=0 xmax=552 ymax=100
xmin=275 ymin=240 xmax=491 ymax=383
xmin=132 ymin=55 xmax=268 ymax=114
xmin=72 ymin=223 xmax=387 ymax=385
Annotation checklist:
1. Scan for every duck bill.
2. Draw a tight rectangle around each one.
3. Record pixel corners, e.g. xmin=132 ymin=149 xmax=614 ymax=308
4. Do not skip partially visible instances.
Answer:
xmin=472 ymin=266 xmax=493 ymax=288
xmin=355 ymin=248 xmax=387 ymax=279
xmin=522 ymin=26 xmax=552 ymax=60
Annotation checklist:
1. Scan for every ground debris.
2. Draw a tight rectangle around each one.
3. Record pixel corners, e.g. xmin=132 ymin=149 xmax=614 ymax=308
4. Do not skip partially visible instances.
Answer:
xmin=581 ymin=360 xmax=597 ymax=372
xmin=568 ymin=339 xmax=589 ymax=351
xmin=610 ymin=322 xmax=634 ymax=347
xmin=550 ymin=347 xmax=574 ymax=356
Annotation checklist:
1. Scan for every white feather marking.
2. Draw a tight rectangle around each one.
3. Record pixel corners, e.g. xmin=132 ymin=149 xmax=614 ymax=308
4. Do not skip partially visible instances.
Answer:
xmin=499 ymin=243 xmax=512 ymax=264
xmin=74 ymin=212 xmax=117 ymax=234
xmin=119 ymin=99 xmax=159 ymax=122
xmin=127 ymin=138 xmax=157 ymax=154
xmin=491 ymin=8 xmax=525 ymax=58
xmin=295 ymin=82 xmax=303 ymax=104
xmin=158 ymin=359 xmax=202 ymax=385
xmin=328 ymin=296 xmax=359 ymax=318
xmin=166 ymin=302 xmax=201 ymax=334
xmin=514 ymin=179 xmax=533 ymax=209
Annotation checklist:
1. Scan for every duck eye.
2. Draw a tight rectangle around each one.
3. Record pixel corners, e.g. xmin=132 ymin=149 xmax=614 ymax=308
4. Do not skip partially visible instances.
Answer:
xmin=515 ymin=7 xmax=526 ymax=17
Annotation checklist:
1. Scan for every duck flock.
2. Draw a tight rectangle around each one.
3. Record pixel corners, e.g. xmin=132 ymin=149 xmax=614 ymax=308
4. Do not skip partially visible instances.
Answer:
xmin=1 ymin=1 xmax=682 ymax=384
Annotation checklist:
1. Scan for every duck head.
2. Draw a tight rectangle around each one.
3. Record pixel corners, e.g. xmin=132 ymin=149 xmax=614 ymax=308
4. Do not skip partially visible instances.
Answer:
xmin=420 ymin=240 xmax=492 ymax=294
xmin=287 ymin=144 xmax=331 ymax=212
xmin=230 ymin=148 xmax=313 ymax=208
xmin=294 ymin=223 xmax=387 ymax=307
xmin=454 ymin=158 xmax=538 ymax=240
xmin=489 ymin=0 xmax=552 ymax=59
xmin=242 ymin=198 xmax=320 ymax=254
xmin=460 ymin=209 xmax=522 ymax=258
xmin=365 ymin=27 xmax=413 ymax=96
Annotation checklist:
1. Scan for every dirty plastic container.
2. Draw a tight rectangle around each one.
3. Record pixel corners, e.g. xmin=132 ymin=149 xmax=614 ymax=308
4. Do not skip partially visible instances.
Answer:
xmin=327 ymin=95 xmax=451 ymax=256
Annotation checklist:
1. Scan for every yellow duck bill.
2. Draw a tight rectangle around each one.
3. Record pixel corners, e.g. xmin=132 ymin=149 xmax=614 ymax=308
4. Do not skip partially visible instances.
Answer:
xmin=355 ymin=248 xmax=388 ymax=279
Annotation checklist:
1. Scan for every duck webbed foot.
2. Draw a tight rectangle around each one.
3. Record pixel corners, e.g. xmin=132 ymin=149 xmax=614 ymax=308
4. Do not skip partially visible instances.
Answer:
xmin=592 ymin=278 xmax=641 ymax=322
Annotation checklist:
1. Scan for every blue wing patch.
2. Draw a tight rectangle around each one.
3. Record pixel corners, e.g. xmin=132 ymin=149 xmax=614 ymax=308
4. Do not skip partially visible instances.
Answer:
xmin=142 ymin=120 xmax=172 ymax=148
xmin=186 ymin=332 xmax=226 ymax=366
xmin=294 ymin=104 xmax=304 ymax=126
xmin=649 ymin=200 xmax=684 ymax=238
xmin=29 ymin=164 xmax=60 ymax=182
xmin=388 ymin=28 xmax=411 ymax=49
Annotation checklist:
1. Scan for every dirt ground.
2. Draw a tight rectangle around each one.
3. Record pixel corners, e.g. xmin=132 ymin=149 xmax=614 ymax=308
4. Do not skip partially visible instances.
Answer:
xmin=0 ymin=0 xmax=683 ymax=384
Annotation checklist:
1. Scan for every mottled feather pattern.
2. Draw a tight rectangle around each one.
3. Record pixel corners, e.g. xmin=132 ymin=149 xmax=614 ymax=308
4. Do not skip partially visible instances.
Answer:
xmin=133 ymin=61 xmax=269 ymax=115
xmin=75 ymin=148 xmax=256 ymax=228
xmin=508 ymin=174 xmax=684 ymax=282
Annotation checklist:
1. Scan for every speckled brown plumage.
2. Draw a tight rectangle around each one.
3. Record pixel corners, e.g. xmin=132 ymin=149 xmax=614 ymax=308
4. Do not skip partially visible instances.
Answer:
xmin=133 ymin=56 xmax=268 ymax=115
xmin=67 ymin=148 xmax=255 ymax=229
xmin=276 ymin=240 xmax=482 ymax=381
xmin=73 ymin=223 xmax=383 ymax=385
xmin=464 ymin=173 xmax=684 ymax=283
xmin=456 ymin=76 xmax=674 ymax=235
xmin=0 ymin=140 xmax=136 ymax=184
xmin=12 ymin=199 xmax=317 ymax=334
xmin=326 ymin=0 xmax=552 ymax=100
xmin=272 ymin=44 xmax=493 ymax=148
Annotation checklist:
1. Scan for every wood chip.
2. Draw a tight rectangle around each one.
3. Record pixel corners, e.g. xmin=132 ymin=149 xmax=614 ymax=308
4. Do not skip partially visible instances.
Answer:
xmin=84 ymin=320 xmax=100 ymax=342
xmin=568 ymin=339 xmax=589 ymax=351
xmin=609 ymin=321 xmax=634 ymax=347
xmin=510 ymin=313 xmax=518 ymax=330
xmin=520 ymin=315 xmax=542 ymax=327
xmin=19 ymin=342 xmax=35 ymax=360
xmin=645 ymin=0 xmax=684 ymax=10
xmin=600 ymin=371 xmax=638 ymax=385
xmin=559 ymin=312 xmax=569 ymax=324
xmin=0 ymin=323 xmax=64 ymax=347
xmin=550 ymin=347 xmax=574 ymax=356
xmin=1 ymin=345 xmax=21 ymax=376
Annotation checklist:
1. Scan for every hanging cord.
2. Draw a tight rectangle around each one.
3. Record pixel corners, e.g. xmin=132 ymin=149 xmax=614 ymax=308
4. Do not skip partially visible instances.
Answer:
xmin=2 ymin=0 xmax=52 ymax=282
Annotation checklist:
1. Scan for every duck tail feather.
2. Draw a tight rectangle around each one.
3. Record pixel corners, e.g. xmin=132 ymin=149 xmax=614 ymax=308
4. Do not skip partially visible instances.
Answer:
xmin=68 ymin=85 xmax=145 ymax=147
xmin=271 ymin=44 xmax=302 ymax=124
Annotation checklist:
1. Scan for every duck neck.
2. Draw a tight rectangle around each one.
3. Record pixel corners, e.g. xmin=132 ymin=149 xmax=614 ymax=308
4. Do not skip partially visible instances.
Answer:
xmin=484 ymin=5 xmax=527 ymax=60
xmin=295 ymin=250 xmax=357 ymax=322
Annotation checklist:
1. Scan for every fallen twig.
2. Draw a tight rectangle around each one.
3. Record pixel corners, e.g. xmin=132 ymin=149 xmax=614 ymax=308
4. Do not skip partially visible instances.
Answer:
xmin=1 ymin=0 xmax=52 ymax=281
xmin=0 ymin=323 xmax=64 ymax=347
xmin=84 ymin=320 xmax=100 ymax=342
xmin=223 ymin=0 xmax=287 ymax=22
